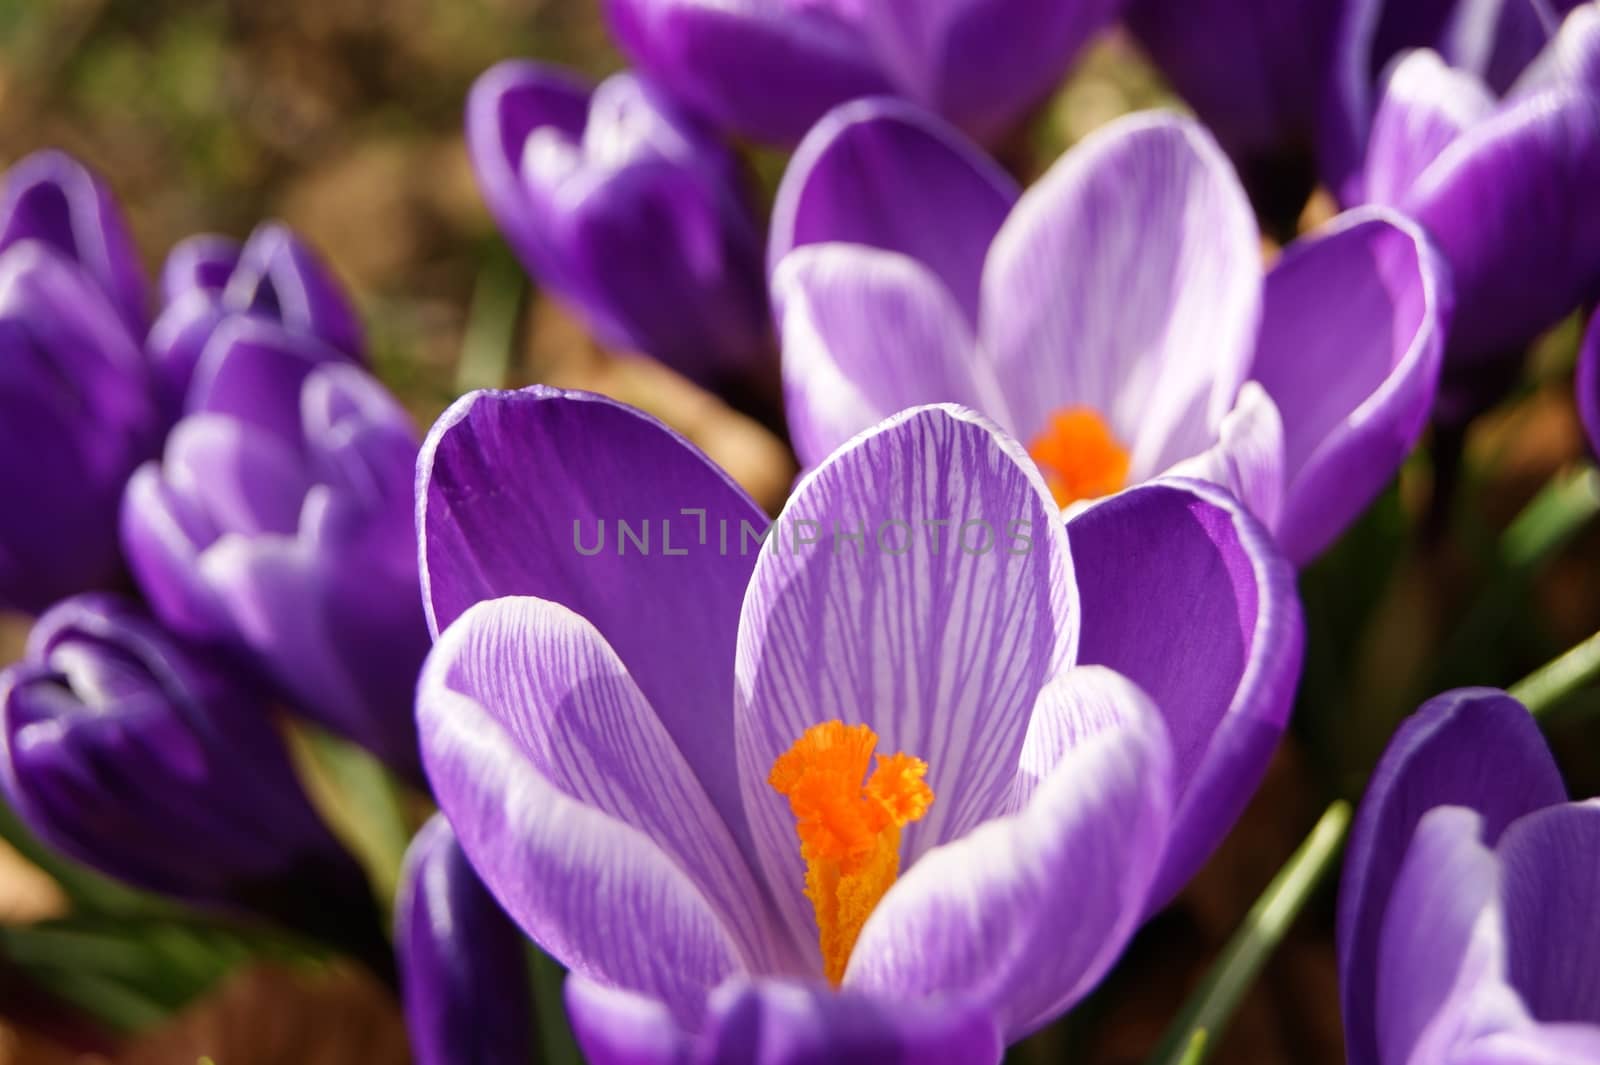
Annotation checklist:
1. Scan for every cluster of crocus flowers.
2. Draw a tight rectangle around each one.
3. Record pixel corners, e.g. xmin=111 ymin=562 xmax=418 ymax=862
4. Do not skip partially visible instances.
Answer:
xmin=0 ymin=594 xmax=386 ymax=967
xmin=414 ymin=385 xmax=1302 ymax=1057
xmin=121 ymin=318 xmax=428 ymax=777
xmin=467 ymin=62 xmax=770 ymax=389
xmin=1339 ymin=689 xmax=1600 ymax=1063
xmin=770 ymin=99 xmax=1450 ymax=565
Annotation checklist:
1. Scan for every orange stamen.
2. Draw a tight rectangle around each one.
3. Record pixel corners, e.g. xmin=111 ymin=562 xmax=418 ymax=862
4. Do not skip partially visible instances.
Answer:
xmin=769 ymin=722 xmax=933 ymax=986
xmin=1026 ymin=406 xmax=1130 ymax=508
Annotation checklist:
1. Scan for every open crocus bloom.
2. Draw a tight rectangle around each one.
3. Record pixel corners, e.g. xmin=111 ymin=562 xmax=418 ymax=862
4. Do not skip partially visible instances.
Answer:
xmin=1339 ymin=689 xmax=1600 ymax=1065
xmin=1341 ymin=2 xmax=1600 ymax=418
xmin=415 ymin=386 xmax=1301 ymax=1059
xmin=769 ymin=100 xmax=1450 ymax=566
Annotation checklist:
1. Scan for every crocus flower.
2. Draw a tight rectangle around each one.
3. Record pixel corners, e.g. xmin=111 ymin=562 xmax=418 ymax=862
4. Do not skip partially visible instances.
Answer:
xmin=769 ymin=99 xmax=1450 ymax=565
xmin=602 ymin=0 xmax=1125 ymax=145
xmin=147 ymin=222 xmax=365 ymax=419
xmin=1339 ymin=688 xmax=1600 ymax=1065
xmin=0 ymin=594 xmax=384 ymax=963
xmin=0 ymin=150 xmax=147 ymax=335
xmin=1335 ymin=2 xmax=1600 ymax=419
xmin=0 ymin=240 xmax=161 ymax=614
xmin=396 ymin=815 xmax=536 ymax=1065
xmin=1122 ymin=0 xmax=1347 ymax=231
xmin=414 ymin=386 xmax=1301 ymax=1058
xmin=467 ymin=62 xmax=769 ymax=388
xmin=121 ymin=317 xmax=427 ymax=777
xmin=1578 ymin=312 xmax=1600 ymax=456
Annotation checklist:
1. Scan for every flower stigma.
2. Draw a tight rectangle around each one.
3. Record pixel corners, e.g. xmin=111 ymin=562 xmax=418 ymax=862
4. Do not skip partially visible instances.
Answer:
xmin=768 ymin=721 xmax=933 ymax=986
xmin=1027 ymin=406 xmax=1130 ymax=508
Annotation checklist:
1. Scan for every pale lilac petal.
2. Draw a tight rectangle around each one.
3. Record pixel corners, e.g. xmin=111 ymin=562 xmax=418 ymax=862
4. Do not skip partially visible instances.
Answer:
xmin=119 ymin=464 xmax=229 ymax=640
xmin=1409 ymin=87 xmax=1600 ymax=366
xmin=1374 ymin=806 xmax=1506 ymax=1065
xmin=1455 ymin=1026 xmax=1600 ymax=1065
xmin=186 ymin=316 xmax=349 ymax=444
xmin=1066 ymin=477 xmax=1302 ymax=907
xmin=734 ymin=404 xmax=1077 ymax=967
xmin=770 ymin=97 xmax=1019 ymax=321
xmin=419 ymin=595 xmax=800 ymax=1022
xmin=1498 ymin=801 xmax=1600 ymax=1026
xmin=416 ymin=387 xmax=765 ymax=849
xmin=845 ymin=667 xmax=1173 ymax=1041
xmin=980 ymin=112 xmax=1261 ymax=474
xmin=1338 ymin=689 xmax=1567 ymax=1065
xmin=1251 ymin=208 xmax=1449 ymax=563
xmin=1363 ymin=50 xmax=1496 ymax=206
xmin=159 ymin=234 xmax=240 ymax=303
xmin=1163 ymin=382 xmax=1287 ymax=533
xmin=1433 ymin=0 xmax=1565 ymax=95
xmin=164 ymin=415 xmax=309 ymax=537
xmin=772 ymin=243 xmax=994 ymax=468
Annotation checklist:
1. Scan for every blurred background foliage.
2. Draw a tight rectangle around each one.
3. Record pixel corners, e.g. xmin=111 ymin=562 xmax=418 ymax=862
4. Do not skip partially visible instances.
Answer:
xmin=1 ymin=2 xmax=1598 ymax=1063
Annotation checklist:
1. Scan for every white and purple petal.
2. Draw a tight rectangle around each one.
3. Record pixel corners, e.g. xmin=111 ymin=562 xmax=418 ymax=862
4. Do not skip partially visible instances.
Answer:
xmin=844 ymin=667 xmax=1173 ymax=1041
xmin=733 ymin=404 xmax=1077 ymax=962
xmin=419 ymin=596 xmax=800 ymax=1025
xmin=417 ymin=386 xmax=766 ymax=842
xmin=980 ymin=112 xmax=1262 ymax=474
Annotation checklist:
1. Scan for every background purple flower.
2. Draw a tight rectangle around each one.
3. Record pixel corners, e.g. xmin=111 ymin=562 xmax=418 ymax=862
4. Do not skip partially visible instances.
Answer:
xmin=146 ymin=222 xmax=365 ymax=421
xmin=0 ymin=150 xmax=148 ymax=336
xmin=0 ymin=240 xmax=161 ymax=615
xmin=1339 ymin=688 xmax=1600 ymax=1065
xmin=0 ymin=594 xmax=384 ymax=964
xmin=466 ymin=61 xmax=769 ymax=387
xmin=1123 ymin=0 xmax=1347 ymax=233
xmin=601 ymin=0 xmax=1126 ymax=146
xmin=121 ymin=316 xmax=427 ymax=778
xmin=412 ymin=387 xmax=1301 ymax=1055
xmin=769 ymin=99 xmax=1450 ymax=564
xmin=1336 ymin=1 xmax=1600 ymax=419
xmin=396 ymin=814 xmax=536 ymax=1065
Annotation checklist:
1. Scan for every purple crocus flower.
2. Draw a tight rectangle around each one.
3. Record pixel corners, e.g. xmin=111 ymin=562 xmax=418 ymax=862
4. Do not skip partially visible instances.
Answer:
xmin=1339 ymin=688 xmax=1600 ymax=1065
xmin=1122 ymin=0 xmax=1347 ymax=229
xmin=0 ymin=241 xmax=161 ymax=614
xmin=396 ymin=814 xmax=536 ymax=1065
xmin=413 ymin=386 xmax=1301 ymax=1059
xmin=0 ymin=594 xmax=384 ymax=962
xmin=120 ymin=317 xmax=427 ymax=777
xmin=1334 ymin=1 xmax=1600 ymax=418
xmin=0 ymin=150 xmax=148 ymax=335
xmin=467 ymin=62 xmax=769 ymax=388
xmin=602 ymin=0 xmax=1125 ymax=145
xmin=146 ymin=222 xmax=365 ymax=420
xmin=769 ymin=99 xmax=1451 ymax=565
xmin=1578 ymin=313 xmax=1600 ymax=456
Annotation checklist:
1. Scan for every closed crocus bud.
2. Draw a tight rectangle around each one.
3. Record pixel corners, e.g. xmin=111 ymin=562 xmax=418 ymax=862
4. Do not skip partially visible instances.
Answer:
xmin=147 ymin=223 xmax=365 ymax=420
xmin=0 ymin=241 xmax=161 ymax=614
xmin=603 ymin=0 xmax=1124 ymax=146
xmin=396 ymin=816 xmax=535 ymax=1065
xmin=0 ymin=150 xmax=147 ymax=335
xmin=467 ymin=62 xmax=769 ymax=388
xmin=121 ymin=317 xmax=427 ymax=778
xmin=0 ymin=594 xmax=384 ymax=964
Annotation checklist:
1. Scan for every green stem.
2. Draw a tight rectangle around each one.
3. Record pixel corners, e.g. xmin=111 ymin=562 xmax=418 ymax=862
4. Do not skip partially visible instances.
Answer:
xmin=1145 ymin=801 xmax=1353 ymax=1065
xmin=1509 ymin=628 xmax=1600 ymax=719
